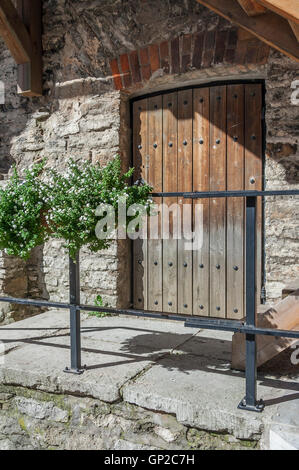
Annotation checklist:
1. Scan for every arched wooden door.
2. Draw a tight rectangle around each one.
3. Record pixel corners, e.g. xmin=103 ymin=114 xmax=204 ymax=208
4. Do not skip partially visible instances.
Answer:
xmin=132 ymin=83 xmax=263 ymax=320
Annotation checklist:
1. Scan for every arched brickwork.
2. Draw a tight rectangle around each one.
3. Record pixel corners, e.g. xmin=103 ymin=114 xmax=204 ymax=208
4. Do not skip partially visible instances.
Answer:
xmin=110 ymin=27 xmax=270 ymax=91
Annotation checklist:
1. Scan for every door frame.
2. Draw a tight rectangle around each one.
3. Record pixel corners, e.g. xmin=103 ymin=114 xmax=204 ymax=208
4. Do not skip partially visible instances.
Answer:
xmin=129 ymin=79 xmax=266 ymax=310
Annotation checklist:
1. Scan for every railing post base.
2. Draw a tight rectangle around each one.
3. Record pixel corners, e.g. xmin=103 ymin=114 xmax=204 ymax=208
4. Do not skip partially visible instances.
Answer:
xmin=240 ymin=196 xmax=264 ymax=412
xmin=238 ymin=397 xmax=265 ymax=413
xmin=63 ymin=366 xmax=86 ymax=375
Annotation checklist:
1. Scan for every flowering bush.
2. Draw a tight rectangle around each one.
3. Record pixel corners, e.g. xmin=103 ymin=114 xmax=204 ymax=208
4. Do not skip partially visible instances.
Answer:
xmin=47 ymin=156 xmax=152 ymax=259
xmin=0 ymin=162 xmax=50 ymax=259
xmin=0 ymin=157 xmax=152 ymax=260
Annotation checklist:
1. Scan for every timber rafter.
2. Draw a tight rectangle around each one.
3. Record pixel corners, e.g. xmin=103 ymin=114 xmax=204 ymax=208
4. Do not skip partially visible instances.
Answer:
xmin=0 ymin=0 xmax=42 ymax=96
xmin=196 ymin=0 xmax=299 ymax=62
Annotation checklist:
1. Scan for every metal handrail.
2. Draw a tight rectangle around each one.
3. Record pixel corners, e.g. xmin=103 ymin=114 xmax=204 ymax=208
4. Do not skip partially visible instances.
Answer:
xmin=0 ymin=189 xmax=298 ymax=412
xmin=151 ymin=189 xmax=299 ymax=198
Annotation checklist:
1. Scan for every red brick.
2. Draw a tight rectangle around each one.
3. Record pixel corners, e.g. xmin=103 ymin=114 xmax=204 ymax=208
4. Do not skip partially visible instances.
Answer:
xmin=182 ymin=34 xmax=192 ymax=55
xmin=139 ymin=47 xmax=149 ymax=66
xmin=205 ymin=30 xmax=216 ymax=51
xmin=214 ymin=30 xmax=227 ymax=64
xmin=171 ymin=37 xmax=180 ymax=74
xmin=225 ymin=29 xmax=238 ymax=63
xmin=192 ymin=32 xmax=204 ymax=69
xmin=110 ymin=59 xmax=123 ymax=90
xmin=119 ymin=53 xmax=132 ymax=88
xmin=160 ymin=41 xmax=169 ymax=59
xmin=119 ymin=53 xmax=130 ymax=73
xmin=225 ymin=48 xmax=236 ymax=64
xmin=149 ymin=44 xmax=160 ymax=72
xmin=123 ymin=74 xmax=132 ymax=89
xmin=159 ymin=41 xmax=170 ymax=74
xmin=202 ymin=30 xmax=216 ymax=68
xmin=181 ymin=55 xmax=191 ymax=73
xmin=141 ymin=64 xmax=151 ymax=81
xmin=129 ymin=50 xmax=141 ymax=84
xmin=181 ymin=34 xmax=192 ymax=72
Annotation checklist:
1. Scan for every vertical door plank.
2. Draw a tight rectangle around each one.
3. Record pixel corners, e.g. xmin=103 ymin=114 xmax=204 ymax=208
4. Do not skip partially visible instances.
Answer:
xmin=209 ymin=86 xmax=227 ymax=318
xmin=226 ymin=84 xmax=245 ymax=320
xmin=147 ymin=95 xmax=163 ymax=311
xmin=245 ymin=84 xmax=263 ymax=313
xmin=177 ymin=89 xmax=193 ymax=315
xmin=133 ymin=99 xmax=148 ymax=310
xmin=193 ymin=87 xmax=210 ymax=316
xmin=162 ymin=92 xmax=178 ymax=313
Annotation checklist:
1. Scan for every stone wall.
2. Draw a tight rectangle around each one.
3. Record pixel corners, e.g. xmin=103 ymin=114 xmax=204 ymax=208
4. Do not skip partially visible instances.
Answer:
xmin=0 ymin=384 xmax=258 ymax=450
xmin=0 ymin=0 xmax=298 ymax=321
xmin=264 ymin=51 xmax=299 ymax=300
xmin=0 ymin=0 xmax=132 ymax=320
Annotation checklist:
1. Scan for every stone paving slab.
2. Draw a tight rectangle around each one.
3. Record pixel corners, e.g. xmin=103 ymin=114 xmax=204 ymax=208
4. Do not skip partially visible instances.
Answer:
xmin=0 ymin=338 xmax=154 ymax=402
xmin=0 ymin=311 xmax=199 ymax=403
xmin=122 ymin=354 xmax=263 ymax=440
xmin=0 ymin=310 xmax=70 ymax=354
xmin=268 ymin=425 xmax=299 ymax=450
xmin=0 ymin=311 xmax=298 ymax=446
xmin=80 ymin=315 xmax=200 ymax=354
xmin=80 ymin=316 xmax=231 ymax=361
xmin=122 ymin=350 xmax=299 ymax=440
xmin=171 ymin=329 xmax=233 ymax=362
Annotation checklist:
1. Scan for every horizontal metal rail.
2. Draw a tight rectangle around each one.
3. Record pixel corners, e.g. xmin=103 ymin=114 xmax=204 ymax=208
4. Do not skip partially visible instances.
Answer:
xmin=184 ymin=318 xmax=299 ymax=339
xmin=1 ymin=296 xmax=298 ymax=340
xmin=0 ymin=296 xmax=70 ymax=310
xmin=151 ymin=189 xmax=299 ymax=199
xmin=79 ymin=303 xmax=188 ymax=323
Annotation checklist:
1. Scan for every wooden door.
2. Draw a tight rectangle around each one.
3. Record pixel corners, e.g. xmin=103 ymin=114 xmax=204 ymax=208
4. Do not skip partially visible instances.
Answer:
xmin=132 ymin=84 xmax=263 ymax=320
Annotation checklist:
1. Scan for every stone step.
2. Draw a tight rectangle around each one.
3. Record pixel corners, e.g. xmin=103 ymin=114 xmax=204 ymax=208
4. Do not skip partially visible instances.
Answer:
xmin=269 ymin=426 xmax=299 ymax=450
xmin=232 ymin=289 xmax=299 ymax=370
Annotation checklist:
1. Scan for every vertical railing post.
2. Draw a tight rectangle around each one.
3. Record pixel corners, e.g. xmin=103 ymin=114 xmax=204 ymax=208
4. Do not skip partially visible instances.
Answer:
xmin=64 ymin=252 xmax=85 ymax=374
xmin=238 ymin=196 xmax=264 ymax=412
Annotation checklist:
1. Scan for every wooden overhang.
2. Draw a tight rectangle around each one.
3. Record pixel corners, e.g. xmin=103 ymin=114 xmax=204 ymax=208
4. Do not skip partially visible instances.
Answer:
xmin=196 ymin=0 xmax=299 ymax=62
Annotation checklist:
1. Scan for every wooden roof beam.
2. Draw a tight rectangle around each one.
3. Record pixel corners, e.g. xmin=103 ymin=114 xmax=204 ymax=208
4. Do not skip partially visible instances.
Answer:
xmin=0 ymin=0 xmax=32 ymax=64
xmin=237 ymin=0 xmax=267 ymax=17
xmin=255 ymin=0 xmax=299 ymax=24
xmin=0 ymin=0 xmax=42 ymax=96
xmin=289 ymin=21 xmax=299 ymax=42
xmin=196 ymin=0 xmax=299 ymax=62
xmin=16 ymin=0 xmax=42 ymax=96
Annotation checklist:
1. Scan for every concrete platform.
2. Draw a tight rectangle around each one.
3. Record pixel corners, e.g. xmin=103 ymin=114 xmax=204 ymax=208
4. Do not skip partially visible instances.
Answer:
xmin=0 ymin=311 xmax=298 ymax=449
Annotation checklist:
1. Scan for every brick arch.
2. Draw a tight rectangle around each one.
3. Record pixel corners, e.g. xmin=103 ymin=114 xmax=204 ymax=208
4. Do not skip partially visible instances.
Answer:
xmin=110 ymin=28 xmax=270 ymax=91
